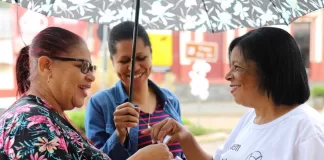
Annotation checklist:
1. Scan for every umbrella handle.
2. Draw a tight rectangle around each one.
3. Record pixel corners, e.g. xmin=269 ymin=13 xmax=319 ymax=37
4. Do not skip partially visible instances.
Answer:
xmin=128 ymin=0 xmax=140 ymax=102
xmin=127 ymin=0 xmax=141 ymax=136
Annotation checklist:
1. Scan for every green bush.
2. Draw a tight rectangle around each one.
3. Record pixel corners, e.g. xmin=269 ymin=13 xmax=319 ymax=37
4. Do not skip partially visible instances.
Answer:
xmin=182 ymin=118 xmax=216 ymax=136
xmin=66 ymin=110 xmax=86 ymax=133
xmin=188 ymin=125 xmax=215 ymax=136
xmin=181 ymin=117 xmax=192 ymax=125
xmin=311 ymin=85 xmax=324 ymax=98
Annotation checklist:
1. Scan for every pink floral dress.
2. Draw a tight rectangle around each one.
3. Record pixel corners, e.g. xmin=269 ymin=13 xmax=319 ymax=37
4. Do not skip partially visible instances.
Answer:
xmin=0 ymin=95 xmax=110 ymax=160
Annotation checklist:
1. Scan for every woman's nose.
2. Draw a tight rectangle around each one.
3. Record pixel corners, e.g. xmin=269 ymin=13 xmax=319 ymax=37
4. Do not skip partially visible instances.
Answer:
xmin=225 ymin=71 xmax=233 ymax=81
xmin=86 ymin=71 xmax=95 ymax=82
xmin=128 ymin=62 xmax=140 ymax=71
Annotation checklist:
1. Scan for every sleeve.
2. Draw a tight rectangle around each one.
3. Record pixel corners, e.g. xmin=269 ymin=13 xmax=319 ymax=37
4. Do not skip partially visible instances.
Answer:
xmin=1 ymin=117 xmax=71 ymax=159
xmin=164 ymin=88 xmax=183 ymax=125
xmin=295 ymin=134 xmax=324 ymax=160
xmin=85 ymin=96 xmax=131 ymax=160
xmin=174 ymin=95 xmax=183 ymax=125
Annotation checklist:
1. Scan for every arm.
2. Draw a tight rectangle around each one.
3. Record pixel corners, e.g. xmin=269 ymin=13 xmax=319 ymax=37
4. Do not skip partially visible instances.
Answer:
xmin=165 ymin=89 xmax=211 ymax=159
xmin=142 ymin=117 xmax=213 ymax=160
xmin=172 ymin=93 xmax=211 ymax=160
xmin=85 ymin=96 xmax=131 ymax=159
xmin=143 ymin=107 xmax=253 ymax=160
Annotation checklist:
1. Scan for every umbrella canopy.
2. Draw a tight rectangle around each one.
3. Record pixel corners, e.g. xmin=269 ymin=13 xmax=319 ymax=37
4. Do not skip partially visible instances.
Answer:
xmin=4 ymin=0 xmax=324 ymax=102
xmin=5 ymin=0 xmax=324 ymax=32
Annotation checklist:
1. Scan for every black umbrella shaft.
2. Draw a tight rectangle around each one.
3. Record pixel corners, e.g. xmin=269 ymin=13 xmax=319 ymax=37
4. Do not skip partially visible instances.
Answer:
xmin=129 ymin=0 xmax=140 ymax=102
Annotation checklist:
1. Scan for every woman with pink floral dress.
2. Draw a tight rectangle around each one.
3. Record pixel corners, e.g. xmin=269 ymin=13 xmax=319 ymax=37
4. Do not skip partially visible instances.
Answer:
xmin=0 ymin=27 xmax=173 ymax=160
xmin=0 ymin=95 xmax=110 ymax=160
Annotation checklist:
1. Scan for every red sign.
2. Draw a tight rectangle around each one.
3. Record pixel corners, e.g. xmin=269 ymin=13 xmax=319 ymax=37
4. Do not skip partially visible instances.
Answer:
xmin=185 ymin=42 xmax=218 ymax=62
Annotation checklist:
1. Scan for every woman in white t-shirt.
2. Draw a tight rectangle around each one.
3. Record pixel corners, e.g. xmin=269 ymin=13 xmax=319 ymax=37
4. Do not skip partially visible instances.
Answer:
xmin=142 ymin=27 xmax=324 ymax=160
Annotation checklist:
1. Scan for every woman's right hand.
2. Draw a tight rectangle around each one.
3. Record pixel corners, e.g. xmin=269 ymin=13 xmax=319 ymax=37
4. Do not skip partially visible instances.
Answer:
xmin=128 ymin=143 xmax=173 ymax=160
xmin=113 ymin=102 xmax=139 ymax=144
xmin=141 ymin=118 xmax=190 ymax=144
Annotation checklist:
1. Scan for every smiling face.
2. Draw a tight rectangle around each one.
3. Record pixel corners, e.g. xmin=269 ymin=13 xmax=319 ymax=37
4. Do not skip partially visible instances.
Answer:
xmin=111 ymin=38 xmax=152 ymax=91
xmin=225 ymin=46 xmax=263 ymax=107
xmin=46 ymin=43 xmax=96 ymax=110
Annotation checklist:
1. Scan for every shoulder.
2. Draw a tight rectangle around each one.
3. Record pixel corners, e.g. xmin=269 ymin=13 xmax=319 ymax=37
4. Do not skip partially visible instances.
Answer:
xmin=160 ymin=88 xmax=179 ymax=102
xmin=91 ymin=87 xmax=116 ymax=100
xmin=0 ymin=101 xmax=48 ymax=125
xmin=90 ymin=80 xmax=126 ymax=102
xmin=290 ymin=104 xmax=324 ymax=143
xmin=0 ymin=102 xmax=65 ymax=154
xmin=88 ymin=86 xmax=119 ymax=109
xmin=235 ymin=109 xmax=256 ymax=128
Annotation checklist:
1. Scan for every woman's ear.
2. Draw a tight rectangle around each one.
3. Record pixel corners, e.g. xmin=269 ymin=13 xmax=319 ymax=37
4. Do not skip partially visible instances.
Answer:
xmin=37 ymin=56 xmax=53 ymax=75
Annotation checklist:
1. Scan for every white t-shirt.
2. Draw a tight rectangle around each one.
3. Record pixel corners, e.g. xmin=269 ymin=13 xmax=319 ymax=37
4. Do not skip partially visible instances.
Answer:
xmin=214 ymin=103 xmax=324 ymax=160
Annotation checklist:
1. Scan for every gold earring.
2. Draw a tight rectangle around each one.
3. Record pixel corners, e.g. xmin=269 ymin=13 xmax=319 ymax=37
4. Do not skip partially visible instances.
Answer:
xmin=47 ymin=74 xmax=52 ymax=83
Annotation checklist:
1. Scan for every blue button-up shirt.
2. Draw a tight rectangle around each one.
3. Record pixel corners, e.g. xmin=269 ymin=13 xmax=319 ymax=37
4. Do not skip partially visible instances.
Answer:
xmin=85 ymin=80 xmax=183 ymax=160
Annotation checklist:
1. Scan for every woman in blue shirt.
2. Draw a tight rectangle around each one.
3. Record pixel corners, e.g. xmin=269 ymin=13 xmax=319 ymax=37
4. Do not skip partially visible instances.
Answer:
xmin=85 ymin=21 xmax=185 ymax=160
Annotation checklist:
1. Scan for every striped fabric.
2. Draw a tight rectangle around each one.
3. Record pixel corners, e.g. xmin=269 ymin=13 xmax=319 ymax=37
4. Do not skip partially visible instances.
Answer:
xmin=138 ymin=104 xmax=183 ymax=158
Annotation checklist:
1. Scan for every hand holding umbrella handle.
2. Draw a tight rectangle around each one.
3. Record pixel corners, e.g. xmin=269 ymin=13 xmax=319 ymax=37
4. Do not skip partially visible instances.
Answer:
xmin=126 ymin=104 xmax=140 ymax=135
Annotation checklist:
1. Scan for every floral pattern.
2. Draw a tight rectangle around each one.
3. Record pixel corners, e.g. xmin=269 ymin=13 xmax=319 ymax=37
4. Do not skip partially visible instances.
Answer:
xmin=0 ymin=95 xmax=110 ymax=160
xmin=3 ymin=0 xmax=324 ymax=32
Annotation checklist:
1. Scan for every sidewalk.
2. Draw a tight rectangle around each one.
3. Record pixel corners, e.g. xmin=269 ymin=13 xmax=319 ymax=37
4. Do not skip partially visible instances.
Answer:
xmin=189 ymin=116 xmax=239 ymax=144
xmin=180 ymin=101 xmax=249 ymax=116
xmin=195 ymin=132 xmax=228 ymax=143
xmin=186 ymin=116 xmax=242 ymax=131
